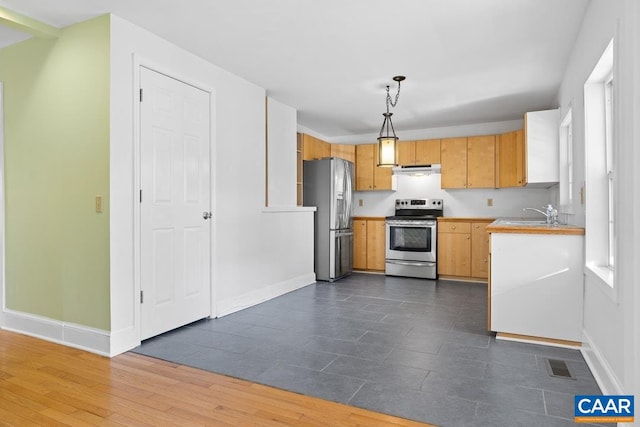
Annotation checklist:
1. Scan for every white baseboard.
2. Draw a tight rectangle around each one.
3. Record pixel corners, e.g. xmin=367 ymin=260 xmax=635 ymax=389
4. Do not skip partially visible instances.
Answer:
xmin=581 ymin=329 xmax=624 ymax=395
xmin=2 ymin=309 xmax=110 ymax=356
xmin=216 ymin=273 xmax=315 ymax=317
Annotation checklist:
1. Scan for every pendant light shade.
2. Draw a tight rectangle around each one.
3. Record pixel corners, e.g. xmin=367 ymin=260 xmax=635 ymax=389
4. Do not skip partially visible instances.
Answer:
xmin=376 ymin=76 xmax=405 ymax=167
xmin=377 ymin=112 xmax=398 ymax=167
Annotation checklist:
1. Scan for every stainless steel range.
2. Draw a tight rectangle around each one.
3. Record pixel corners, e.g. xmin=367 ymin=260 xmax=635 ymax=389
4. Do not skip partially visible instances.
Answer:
xmin=385 ymin=198 xmax=443 ymax=279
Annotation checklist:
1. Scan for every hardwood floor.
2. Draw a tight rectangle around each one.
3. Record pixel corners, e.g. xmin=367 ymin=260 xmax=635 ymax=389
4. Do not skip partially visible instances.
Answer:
xmin=0 ymin=330 xmax=433 ymax=426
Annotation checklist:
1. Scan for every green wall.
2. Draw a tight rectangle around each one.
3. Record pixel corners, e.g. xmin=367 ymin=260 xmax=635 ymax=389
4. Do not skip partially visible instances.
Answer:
xmin=0 ymin=15 xmax=110 ymax=330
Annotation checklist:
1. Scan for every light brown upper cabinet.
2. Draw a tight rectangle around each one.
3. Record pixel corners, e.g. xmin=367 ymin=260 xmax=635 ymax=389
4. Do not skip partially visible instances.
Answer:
xmin=467 ymin=135 xmax=496 ymax=188
xmin=397 ymin=141 xmax=416 ymax=166
xmin=440 ymin=137 xmax=468 ymax=189
xmin=496 ymin=130 xmax=525 ymax=188
xmin=398 ymin=139 xmax=441 ymax=166
xmin=415 ymin=139 xmax=441 ymax=164
xmin=355 ymin=144 xmax=393 ymax=191
xmin=330 ymin=144 xmax=356 ymax=163
xmin=356 ymin=144 xmax=375 ymax=190
xmin=302 ymin=134 xmax=330 ymax=161
xmin=441 ymin=136 xmax=495 ymax=189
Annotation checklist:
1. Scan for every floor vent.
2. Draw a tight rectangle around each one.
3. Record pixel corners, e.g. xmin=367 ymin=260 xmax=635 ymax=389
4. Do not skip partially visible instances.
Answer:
xmin=545 ymin=358 xmax=575 ymax=380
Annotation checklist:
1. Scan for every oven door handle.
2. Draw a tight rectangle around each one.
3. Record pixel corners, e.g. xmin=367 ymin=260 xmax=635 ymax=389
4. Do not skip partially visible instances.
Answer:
xmin=386 ymin=220 xmax=435 ymax=227
xmin=386 ymin=260 xmax=435 ymax=267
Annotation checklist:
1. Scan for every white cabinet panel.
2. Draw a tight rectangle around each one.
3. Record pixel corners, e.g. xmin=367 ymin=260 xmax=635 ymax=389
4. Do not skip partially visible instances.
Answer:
xmin=491 ymin=233 xmax=583 ymax=341
xmin=525 ymin=109 xmax=560 ymax=187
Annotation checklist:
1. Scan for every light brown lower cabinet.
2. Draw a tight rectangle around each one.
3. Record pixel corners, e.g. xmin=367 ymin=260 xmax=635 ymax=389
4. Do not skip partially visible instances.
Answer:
xmin=438 ymin=219 xmax=493 ymax=280
xmin=354 ymin=219 xmax=368 ymax=270
xmin=470 ymin=222 xmax=491 ymax=279
xmin=353 ymin=218 xmax=386 ymax=271
xmin=437 ymin=221 xmax=471 ymax=277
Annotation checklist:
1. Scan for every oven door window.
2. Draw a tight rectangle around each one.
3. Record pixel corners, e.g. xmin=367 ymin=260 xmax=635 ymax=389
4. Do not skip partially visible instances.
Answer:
xmin=389 ymin=226 xmax=431 ymax=252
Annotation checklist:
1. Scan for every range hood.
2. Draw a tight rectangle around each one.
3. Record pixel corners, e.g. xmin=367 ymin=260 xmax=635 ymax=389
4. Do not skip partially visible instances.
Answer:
xmin=392 ymin=164 xmax=441 ymax=175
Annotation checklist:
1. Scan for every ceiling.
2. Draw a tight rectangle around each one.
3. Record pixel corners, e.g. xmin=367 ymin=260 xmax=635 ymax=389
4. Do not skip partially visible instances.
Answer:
xmin=0 ymin=0 xmax=589 ymax=141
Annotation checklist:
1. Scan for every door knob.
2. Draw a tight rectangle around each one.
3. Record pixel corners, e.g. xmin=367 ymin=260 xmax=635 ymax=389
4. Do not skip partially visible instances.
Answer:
xmin=203 ymin=212 xmax=212 ymax=220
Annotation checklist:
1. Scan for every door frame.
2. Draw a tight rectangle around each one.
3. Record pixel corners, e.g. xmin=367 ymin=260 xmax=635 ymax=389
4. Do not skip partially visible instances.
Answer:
xmin=132 ymin=56 xmax=217 ymax=343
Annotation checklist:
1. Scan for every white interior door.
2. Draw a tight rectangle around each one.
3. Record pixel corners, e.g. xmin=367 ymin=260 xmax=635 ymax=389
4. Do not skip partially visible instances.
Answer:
xmin=140 ymin=67 xmax=211 ymax=340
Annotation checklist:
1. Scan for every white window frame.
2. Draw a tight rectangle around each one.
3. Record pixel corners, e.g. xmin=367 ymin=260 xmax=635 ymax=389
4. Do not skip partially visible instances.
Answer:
xmin=604 ymin=76 xmax=614 ymax=269
xmin=558 ymin=108 xmax=574 ymax=214
xmin=584 ymin=39 xmax=616 ymax=300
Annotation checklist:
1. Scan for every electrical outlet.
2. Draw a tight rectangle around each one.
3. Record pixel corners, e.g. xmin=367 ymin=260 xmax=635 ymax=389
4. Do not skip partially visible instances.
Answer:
xmin=95 ymin=195 xmax=103 ymax=213
xmin=487 ymin=198 xmax=493 ymax=207
xmin=358 ymin=199 xmax=364 ymax=207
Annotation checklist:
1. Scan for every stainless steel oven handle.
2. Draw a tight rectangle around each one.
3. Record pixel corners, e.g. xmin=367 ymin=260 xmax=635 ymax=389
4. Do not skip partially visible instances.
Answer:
xmin=386 ymin=260 xmax=434 ymax=267
xmin=386 ymin=220 xmax=436 ymax=227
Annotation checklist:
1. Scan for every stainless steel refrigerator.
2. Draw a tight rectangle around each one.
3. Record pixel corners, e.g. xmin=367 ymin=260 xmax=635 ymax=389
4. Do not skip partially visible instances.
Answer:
xmin=303 ymin=157 xmax=354 ymax=282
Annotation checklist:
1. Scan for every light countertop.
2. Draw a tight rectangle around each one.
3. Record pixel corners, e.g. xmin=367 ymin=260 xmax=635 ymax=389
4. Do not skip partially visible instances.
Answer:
xmin=487 ymin=218 xmax=585 ymax=235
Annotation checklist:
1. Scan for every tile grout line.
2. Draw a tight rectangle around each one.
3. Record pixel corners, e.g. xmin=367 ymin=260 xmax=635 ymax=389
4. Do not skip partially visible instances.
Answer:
xmin=345 ymin=380 xmax=367 ymax=404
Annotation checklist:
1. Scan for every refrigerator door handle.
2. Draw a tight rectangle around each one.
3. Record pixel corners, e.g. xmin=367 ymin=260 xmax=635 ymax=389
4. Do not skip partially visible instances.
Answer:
xmin=345 ymin=161 xmax=353 ymax=227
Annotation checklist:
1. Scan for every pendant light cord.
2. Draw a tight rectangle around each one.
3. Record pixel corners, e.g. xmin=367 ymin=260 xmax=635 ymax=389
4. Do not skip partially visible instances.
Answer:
xmin=386 ymin=79 xmax=402 ymax=110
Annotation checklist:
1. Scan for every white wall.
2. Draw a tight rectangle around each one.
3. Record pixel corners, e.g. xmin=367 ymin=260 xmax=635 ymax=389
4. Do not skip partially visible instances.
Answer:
xmin=109 ymin=15 xmax=314 ymax=355
xmin=267 ymin=97 xmax=297 ymax=207
xmin=556 ymin=0 xmax=639 ymax=400
xmin=354 ymin=174 xmax=552 ymax=219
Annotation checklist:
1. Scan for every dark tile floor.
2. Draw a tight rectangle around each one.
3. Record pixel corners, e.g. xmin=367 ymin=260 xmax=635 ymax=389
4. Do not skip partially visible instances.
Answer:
xmin=133 ymin=273 xmax=611 ymax=427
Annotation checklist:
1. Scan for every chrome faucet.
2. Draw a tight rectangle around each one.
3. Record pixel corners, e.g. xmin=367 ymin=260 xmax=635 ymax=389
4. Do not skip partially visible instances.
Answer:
xmin=523 ymin=204 xmax=558 ymax=225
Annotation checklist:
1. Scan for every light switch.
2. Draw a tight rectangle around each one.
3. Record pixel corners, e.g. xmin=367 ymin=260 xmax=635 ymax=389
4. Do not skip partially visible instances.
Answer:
xmin=95 ymin=195 xmax=103 ymax=213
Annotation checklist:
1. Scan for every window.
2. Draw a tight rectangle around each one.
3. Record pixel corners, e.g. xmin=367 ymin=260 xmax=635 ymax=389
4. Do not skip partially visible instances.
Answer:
xmin=584 ymin=39 xmax=615 ymax=291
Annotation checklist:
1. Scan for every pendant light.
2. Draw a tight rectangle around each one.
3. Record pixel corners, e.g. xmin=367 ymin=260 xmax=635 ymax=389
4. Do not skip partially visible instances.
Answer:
xmin=377 ymin=75 xmax=405 ymax=167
